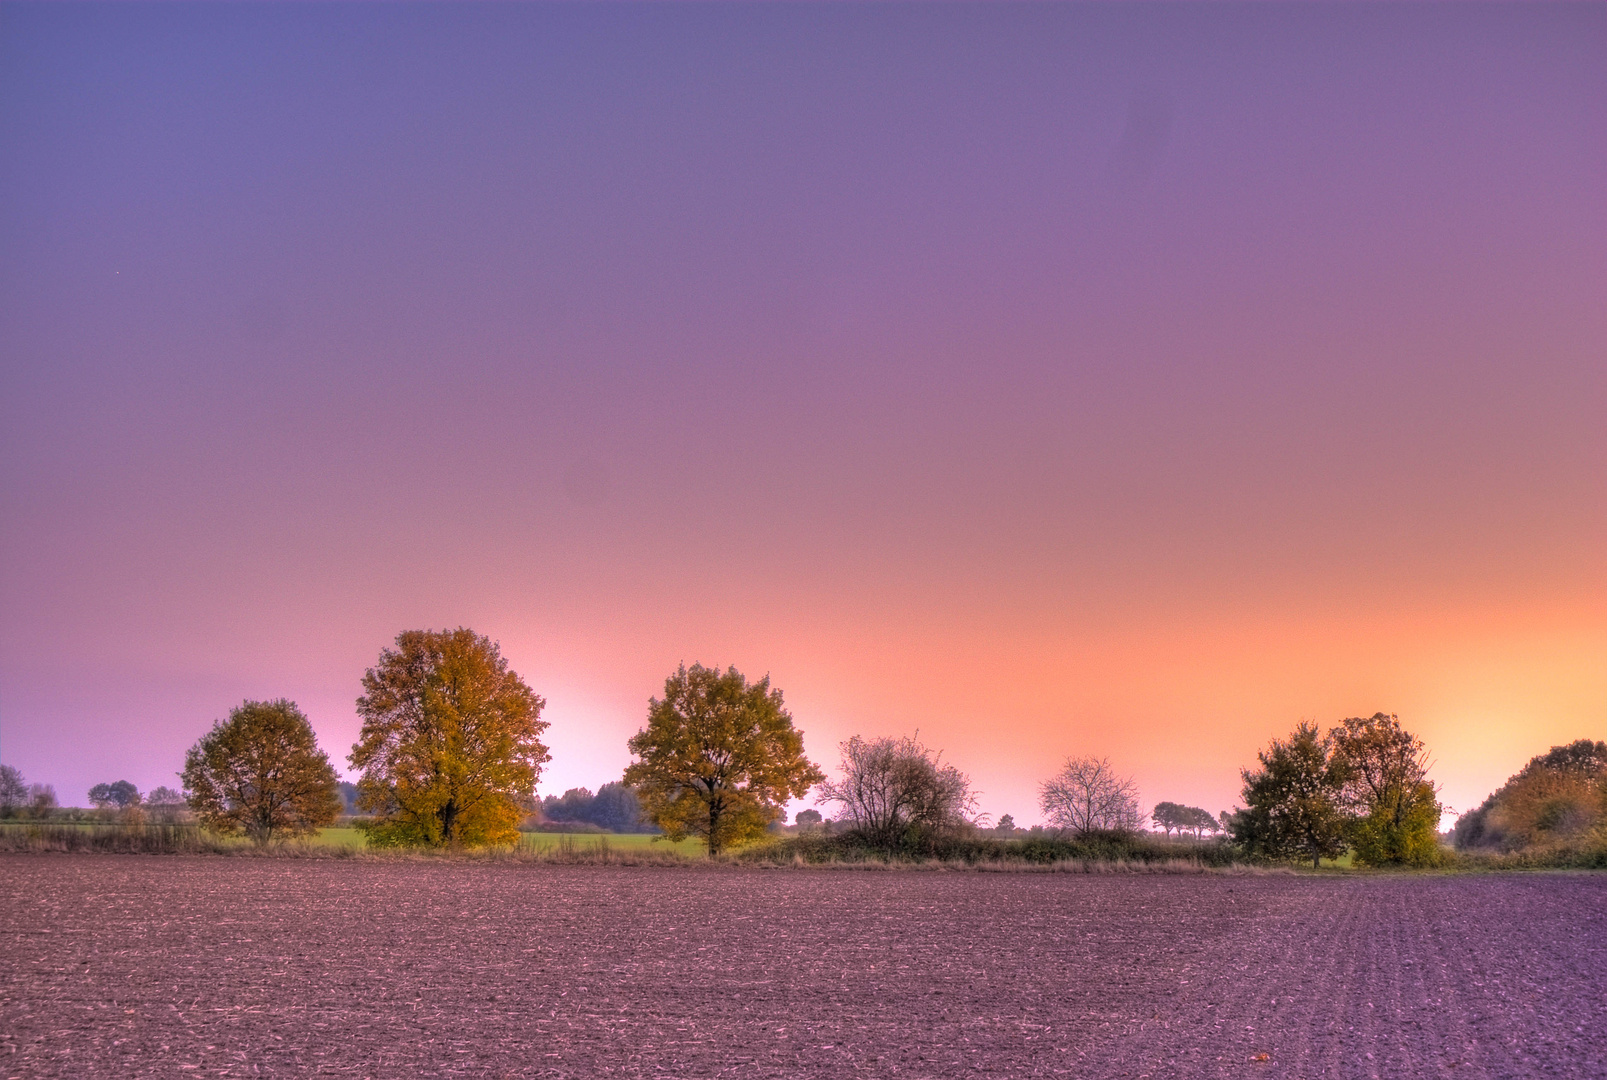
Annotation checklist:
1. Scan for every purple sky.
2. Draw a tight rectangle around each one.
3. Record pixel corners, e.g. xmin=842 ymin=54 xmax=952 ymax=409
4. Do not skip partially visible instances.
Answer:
xmin=2 ymin=3 xmax=1603 ymax=825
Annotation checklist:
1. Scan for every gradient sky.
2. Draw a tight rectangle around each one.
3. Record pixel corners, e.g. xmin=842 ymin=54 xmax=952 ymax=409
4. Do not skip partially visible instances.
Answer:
xmin=2 ymin=3 xmax=1603 ymax=827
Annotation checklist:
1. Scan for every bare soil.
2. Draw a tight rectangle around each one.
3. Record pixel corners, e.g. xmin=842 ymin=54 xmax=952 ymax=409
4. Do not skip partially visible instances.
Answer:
xmin=1 ymin=857 xmax=1602 ymax=1078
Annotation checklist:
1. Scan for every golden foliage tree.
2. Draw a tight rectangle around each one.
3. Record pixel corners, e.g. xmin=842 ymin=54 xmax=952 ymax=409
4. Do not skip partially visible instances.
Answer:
xmin=182 ymin=699 xmax=341 ymax=844
xmin=1331 ymin=713 xmax=1443 ymax=867
xmin=350 ymin=629 xmax=549 ymax=848
xmin=624 ymin=664 xmax=824 ymax=856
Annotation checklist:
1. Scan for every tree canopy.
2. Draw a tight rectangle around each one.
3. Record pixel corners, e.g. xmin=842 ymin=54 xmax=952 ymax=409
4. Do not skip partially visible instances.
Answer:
xmin=350 ymin=628 xmax=549 ymax=848
xmin=1232 ymin=722 xmax=1349 ymax=869
xmin=624 ymin=664 xmax=823 ymax=856
xmin=181 ymin=700 xmax=341 ymax=844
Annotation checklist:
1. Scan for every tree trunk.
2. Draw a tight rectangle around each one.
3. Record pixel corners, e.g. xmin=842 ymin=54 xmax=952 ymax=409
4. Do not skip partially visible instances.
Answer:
xmin=440 ymin=800 xmax=459 ymax=846
xmin=706 ymin=799 xmax=722 ymax=857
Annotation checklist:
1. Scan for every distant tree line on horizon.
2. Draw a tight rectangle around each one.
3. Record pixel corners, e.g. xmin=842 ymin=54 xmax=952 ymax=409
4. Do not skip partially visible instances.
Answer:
xmin=4 ymin=625 xmax=1602 ymax=867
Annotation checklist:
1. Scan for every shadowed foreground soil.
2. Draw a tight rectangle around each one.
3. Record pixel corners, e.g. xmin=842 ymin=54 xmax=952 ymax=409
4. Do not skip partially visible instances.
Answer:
xmin=1 ymin=857 xmax=1602 ymax=1078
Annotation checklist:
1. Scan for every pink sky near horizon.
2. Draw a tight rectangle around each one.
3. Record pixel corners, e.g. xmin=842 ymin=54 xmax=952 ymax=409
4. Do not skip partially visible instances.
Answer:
xmin=1 ymin=3 xmax=1602 ymax=826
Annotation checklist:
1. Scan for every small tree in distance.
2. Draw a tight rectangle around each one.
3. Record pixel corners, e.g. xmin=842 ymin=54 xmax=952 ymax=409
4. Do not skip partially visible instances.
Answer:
xmin=1152 ymin=801 xmax=1185 ymax=836
xmin=0 ymin=765 xmax=26 ymax=814
xmin=89 ymin=780 xmax=142 ymax=809
xmin=817 ymin=734 xmax=979 ymax=850
xmin=183 ymin=700 xmax=341 ymax=844
xmin=1040 ymin=756 xmax=1141 ymax=835
xmin=625 ymin=664 xmax=824 ymax=856
xmin=27 ymin=784 xmax=57 ymax=818
xmin=144 ymin=785 xmax=187 ymax=823
xmin=1152 ymin=801 xmax=1219 ymax=838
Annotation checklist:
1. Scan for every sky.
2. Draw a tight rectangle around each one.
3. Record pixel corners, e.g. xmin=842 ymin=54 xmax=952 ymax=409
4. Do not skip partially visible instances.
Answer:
xmin=1 ymin=2 xmax=1603 ymax=827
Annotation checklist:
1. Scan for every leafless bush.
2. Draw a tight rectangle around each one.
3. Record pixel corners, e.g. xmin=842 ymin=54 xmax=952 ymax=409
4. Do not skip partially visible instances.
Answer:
xmin=1039 ymin=756 xmax=1142 ymax=834
xmin=817 ymin=734 xmax=978 ymax=849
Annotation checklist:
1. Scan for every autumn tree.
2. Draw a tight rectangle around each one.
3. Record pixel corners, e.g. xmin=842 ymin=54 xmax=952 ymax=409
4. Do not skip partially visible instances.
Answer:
xmin=1039 ymin=756 xmax=1142 ymax=835
xmin=624 ymin=664 xmax=823 ymax=856
xmin=181 ymin=700 xmax=341 ymax=844
xmin=818 ymin=733 xmax=978 ymax=849
xmin=350 ymin=628 xmax=549 ymax=848
xmin=1331 ymin=713 xmax=1443 ymax=866
xmin=1232 ymin=722 xmax=1349 ymax=869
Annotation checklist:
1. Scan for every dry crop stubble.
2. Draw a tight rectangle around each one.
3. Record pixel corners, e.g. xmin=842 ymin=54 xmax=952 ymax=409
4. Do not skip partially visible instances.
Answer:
xmin=0 ymin=857 xmax=1602 ymax=1078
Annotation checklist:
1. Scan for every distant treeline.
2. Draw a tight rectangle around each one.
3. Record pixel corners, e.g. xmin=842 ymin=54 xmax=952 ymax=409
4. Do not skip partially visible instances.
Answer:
xmin=3 ymin=627 xmax=1602 ymax=870
xmin=535 ymin=782 xmax=656 ymax=834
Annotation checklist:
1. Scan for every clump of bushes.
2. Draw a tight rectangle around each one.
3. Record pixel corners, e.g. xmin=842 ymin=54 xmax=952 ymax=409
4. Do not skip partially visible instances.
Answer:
xmin=739 ymin=827 xmax=1240 ymax=868
xmin=1453 ymin=740 xmax=1607 ymax=865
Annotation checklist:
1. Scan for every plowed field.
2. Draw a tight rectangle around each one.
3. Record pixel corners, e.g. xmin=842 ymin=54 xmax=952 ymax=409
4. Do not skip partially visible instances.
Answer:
xmin=2 ymin=857 xmax=1602 ymax=1078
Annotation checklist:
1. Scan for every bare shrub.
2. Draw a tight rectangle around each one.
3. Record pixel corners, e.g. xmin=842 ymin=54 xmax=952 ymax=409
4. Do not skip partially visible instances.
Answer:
xmin=27 ymin=785 xmax=57 ymax=818
xmin=1039 ymin=756 xmax=1141 ymax=835
xmin=817 ymin=734 xmax=978 ymax=850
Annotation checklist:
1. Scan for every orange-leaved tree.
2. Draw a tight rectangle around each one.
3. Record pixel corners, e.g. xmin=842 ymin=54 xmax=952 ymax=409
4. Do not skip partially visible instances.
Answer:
xmin=350 ymin=628 xmax=548 ymax=848
xmin=182 ymin=699 xmax=341 ymax=844
xmin=624 ymin=664 xmax=823 ymax=856
xmin=1330 ymin=713 xmax=1443 ymax=867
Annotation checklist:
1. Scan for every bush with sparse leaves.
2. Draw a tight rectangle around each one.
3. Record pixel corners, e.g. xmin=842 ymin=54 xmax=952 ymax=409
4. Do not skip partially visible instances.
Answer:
xmin=817 ymin=733 xmax=978 ymax=851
